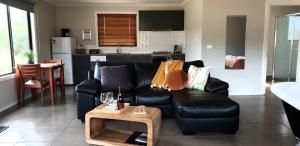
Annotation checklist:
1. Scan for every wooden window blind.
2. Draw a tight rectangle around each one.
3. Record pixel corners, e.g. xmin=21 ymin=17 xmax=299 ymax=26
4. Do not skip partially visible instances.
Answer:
xmin=98 ymin=14 xmax=137 ymax=46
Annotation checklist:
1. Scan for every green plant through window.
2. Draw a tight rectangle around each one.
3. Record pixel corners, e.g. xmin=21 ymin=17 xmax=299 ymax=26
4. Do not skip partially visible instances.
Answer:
xmin=10 ymin=6 xmax=30 ymax=64
xmin=0 ymin=3 xmax=34 ymax=75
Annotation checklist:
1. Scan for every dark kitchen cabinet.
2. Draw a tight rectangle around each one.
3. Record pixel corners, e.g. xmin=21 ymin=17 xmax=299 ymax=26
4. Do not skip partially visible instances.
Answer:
xmin=139 ymin=11 xmax=153 ymax=31
xmin=139 ymin=10 xmax=184 ymax=31
xmin=171 ymin=53 xmax=185 ymax=61
xmin=72 ymin=55 xmax=91 ymax=85
xmin=107 ymin=54 xmax=152 ymax=63
xmin=171 ymin=11 xmax=184 ymax=30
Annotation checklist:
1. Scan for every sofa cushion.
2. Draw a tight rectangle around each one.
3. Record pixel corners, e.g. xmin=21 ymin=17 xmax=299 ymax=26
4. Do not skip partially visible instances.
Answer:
xmin=134 ymin=63 xmax=160 ymax=89
xmin=100 ymin=65 xmax=134 ymax=91
xmin=135 ymin=88 xmax=172 ymax=106
xmin=173 ymin=89 xmax=239 ymax=118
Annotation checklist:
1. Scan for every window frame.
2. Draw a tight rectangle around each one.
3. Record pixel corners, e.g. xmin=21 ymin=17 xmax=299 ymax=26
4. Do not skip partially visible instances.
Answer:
xmin=95 ymin=12 xmax=138 ymax=47
xmin=0 ymin=4 xmax=34 ymax=76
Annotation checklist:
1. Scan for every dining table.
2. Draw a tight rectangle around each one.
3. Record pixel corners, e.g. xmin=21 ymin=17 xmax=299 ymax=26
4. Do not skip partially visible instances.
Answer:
xmin=16 ymin=63 xmax=65 ymax=106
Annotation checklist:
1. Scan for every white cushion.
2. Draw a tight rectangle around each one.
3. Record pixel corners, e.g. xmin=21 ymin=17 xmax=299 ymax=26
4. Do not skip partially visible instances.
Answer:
xmin=186 ymin=65 xmax=211 ymax=91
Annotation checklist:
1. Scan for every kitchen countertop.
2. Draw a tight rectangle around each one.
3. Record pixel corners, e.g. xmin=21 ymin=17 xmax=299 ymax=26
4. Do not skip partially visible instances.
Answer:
xmin=72 ymin=53 xmax=185 ymax=56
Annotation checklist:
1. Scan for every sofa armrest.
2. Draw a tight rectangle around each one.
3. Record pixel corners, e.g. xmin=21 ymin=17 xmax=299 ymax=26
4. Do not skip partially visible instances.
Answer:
xmin=205 ymin=77 xmax=229 ymax=95
xmin=75 ymin=79 xmax=101 ymax=96
xmin=88 ymin=70 xmax=94 ymax=80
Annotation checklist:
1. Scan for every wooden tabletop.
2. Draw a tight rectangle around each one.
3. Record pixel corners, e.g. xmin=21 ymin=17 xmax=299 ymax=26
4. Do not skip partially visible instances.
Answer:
xmin=87 ymin=106 xmax=161 ymax=123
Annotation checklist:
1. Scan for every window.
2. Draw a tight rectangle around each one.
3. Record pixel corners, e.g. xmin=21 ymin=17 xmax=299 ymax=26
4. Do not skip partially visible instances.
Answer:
xmin=0 ymin=3 xmax=13 ymax=75
xmin=98 ymin=14 xmax=137 ymax=46
xmin=10 ymin=7 xmax=31 ymax=64
xmin=0 ymin=3 xmax=34 ymax=76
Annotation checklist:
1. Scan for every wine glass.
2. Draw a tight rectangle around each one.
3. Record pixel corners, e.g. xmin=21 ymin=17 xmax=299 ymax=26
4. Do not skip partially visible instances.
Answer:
xmin=100 ymin=93 xmax=108 ymax=105
xmin=106 ymin=92 xmax=114 ymax=105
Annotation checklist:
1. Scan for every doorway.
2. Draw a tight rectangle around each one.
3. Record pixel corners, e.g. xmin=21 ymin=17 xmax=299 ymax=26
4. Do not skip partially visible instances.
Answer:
xmin=269 ymin=13 xmax=300 ymax=83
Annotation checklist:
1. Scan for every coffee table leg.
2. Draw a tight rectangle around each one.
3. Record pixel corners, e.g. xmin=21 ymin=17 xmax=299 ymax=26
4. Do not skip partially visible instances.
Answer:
xmin=147 ymin=122 xmax=154 ymax=146
xmin=86 ymin=117 xmax=105 ymax=140
xmin=147 ymin=112 xmax=161 ymax=146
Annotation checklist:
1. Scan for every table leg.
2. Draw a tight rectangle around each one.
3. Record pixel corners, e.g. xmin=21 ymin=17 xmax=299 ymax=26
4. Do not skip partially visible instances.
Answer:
xmin=86 ymin=114 xmax=105 ymax=140
xmin=147 ymin=122 xmax=154 ymax=146
xmin=16 ymin=73 xmax=21 ymax=107
xmin=31 ymin=88 xmax=37 ymax=100
xmin=49 ymin=68 xmax=56 ymax=106
xmin=60 ymin=65 xmax=65 ymax=97
xmin=147 ymin=111 xmax=161 ymax=146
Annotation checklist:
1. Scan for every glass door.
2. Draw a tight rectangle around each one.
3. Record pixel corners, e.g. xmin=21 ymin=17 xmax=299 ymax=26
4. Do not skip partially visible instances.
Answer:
xmin=273 ymin=14 xmax=299 ymax=82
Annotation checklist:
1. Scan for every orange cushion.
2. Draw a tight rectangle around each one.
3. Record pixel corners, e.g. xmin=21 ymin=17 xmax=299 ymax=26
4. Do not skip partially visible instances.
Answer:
xmin=165 ymin=70 xmax=188 ymax=90
xmin=151 ymin=60 xmax=184 ymax=88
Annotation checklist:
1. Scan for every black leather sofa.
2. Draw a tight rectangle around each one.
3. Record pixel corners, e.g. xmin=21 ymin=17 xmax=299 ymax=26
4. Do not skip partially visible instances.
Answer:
xmin=75 ymin=60 xmax=239 ymax=135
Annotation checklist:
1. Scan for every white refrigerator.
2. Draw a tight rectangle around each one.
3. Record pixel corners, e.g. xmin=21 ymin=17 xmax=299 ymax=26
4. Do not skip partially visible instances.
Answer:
xmin=51 ymin=37 xmax=76 ymax=85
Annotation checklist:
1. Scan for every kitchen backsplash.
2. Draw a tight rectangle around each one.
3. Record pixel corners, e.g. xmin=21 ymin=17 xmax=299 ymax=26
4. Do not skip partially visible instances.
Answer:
xmin=84 ymin=31 xmax=185 ymax=54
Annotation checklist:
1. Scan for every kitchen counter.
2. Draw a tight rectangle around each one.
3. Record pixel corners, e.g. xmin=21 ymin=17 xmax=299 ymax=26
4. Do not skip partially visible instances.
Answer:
xmin=72 ymin=53 xmax=185 ymax=85
xmin=72 ymin=53 xmax=184 ymax=56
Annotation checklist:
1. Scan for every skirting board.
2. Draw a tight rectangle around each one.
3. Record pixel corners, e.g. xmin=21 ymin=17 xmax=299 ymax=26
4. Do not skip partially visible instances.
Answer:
xmin=0 ymin=95 xmax=31 ymax=113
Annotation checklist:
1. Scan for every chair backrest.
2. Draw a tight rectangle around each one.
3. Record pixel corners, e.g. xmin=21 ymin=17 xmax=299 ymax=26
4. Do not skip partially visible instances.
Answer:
xmin=18 ymin=64 xmax=43 ymax=80
xmin=43 ymin=59 xmax=62 ymax=64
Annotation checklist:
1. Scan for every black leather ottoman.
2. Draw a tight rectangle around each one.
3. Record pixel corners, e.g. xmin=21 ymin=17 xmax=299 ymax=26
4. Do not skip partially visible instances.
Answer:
xmin=173 ymin=90 xmax=239 ymax=135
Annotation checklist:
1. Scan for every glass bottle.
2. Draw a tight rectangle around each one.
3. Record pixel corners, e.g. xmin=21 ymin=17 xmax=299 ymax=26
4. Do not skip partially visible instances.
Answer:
xmin=117 ymin=86 xmax=124 ymax=109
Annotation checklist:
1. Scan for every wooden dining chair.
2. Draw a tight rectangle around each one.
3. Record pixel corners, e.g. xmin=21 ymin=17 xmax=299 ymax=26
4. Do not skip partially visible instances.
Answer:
xmin=42 ymin=59 xmax=64 ymax=95
xmin=17 ymin=64 xmax=50 ymax=106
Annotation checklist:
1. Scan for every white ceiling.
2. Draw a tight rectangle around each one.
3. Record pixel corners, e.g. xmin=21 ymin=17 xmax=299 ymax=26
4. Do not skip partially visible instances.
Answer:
xmin=49 ymin=0 xmax=187 ymax=5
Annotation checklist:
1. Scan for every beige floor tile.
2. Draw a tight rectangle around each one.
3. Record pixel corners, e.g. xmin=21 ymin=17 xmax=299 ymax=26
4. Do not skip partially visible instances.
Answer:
xmin=56 ymin=128 xmax=85 ymax=142
xmin=20 ymin=128 xmax=64 ymax=142
xmin=0 ymin=87 xmax=297 ymax=146
xmin=14 ymin=142 xmax=52 ymax=146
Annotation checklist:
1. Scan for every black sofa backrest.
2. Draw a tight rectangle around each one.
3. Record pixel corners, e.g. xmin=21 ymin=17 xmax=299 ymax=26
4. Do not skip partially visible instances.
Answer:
xmin=92 ymin=60 xmax=205 ymax=90
xmin=134 ymin=62 xmax=161 ymax=89
xmin=183 ymin=60 xmax=205 ymax=73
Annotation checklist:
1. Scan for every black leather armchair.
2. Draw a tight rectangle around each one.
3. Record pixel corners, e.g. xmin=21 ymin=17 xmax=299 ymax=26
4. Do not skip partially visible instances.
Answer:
xmin=75 ymin=79 xmax=100 ymax=122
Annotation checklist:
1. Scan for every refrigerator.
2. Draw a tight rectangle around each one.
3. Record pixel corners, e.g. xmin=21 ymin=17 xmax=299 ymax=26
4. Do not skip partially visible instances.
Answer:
xmin=51 ymin=37 xmax=76 ymax=85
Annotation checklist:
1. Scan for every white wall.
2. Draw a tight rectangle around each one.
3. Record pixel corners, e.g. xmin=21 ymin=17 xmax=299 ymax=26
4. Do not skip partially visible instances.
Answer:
xmin=183 ymin=0 xmax=203 ymax=61
xmin=268 ymin=0 xmax=300 ymax=6
xmin=55 ymin=4 xmax=184 ymax=53
xmin=36 ymin=0 xmax=56 ymax=62
xmin=0 ymin=76 xmax=17 ymax=112
xmin=201 ymin=0 xmax=266 ymax=95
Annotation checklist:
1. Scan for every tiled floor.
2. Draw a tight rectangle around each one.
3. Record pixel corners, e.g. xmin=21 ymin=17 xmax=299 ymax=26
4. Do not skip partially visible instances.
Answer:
xmin=0 ymin=86 xmax=298 ymax=146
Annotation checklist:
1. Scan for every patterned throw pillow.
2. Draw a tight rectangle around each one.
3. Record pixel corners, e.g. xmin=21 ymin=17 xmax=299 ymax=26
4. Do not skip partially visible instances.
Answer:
xmin=186 ymin=65 xmax=211 ymax=91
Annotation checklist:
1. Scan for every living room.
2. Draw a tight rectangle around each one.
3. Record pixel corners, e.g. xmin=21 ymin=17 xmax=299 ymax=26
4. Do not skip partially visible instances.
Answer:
xmin=0 ymin=0 xmax=300 ymax=146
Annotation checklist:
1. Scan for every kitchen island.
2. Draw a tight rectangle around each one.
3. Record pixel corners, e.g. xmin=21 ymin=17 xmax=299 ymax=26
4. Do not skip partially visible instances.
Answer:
xmin=72 ymin=53 xmax=185 ymax=85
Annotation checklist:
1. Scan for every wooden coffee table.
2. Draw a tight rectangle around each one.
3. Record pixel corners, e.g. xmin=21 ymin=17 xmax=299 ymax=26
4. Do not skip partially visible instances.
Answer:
xmin=85 ymin=106 xmax=161 ymax=146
